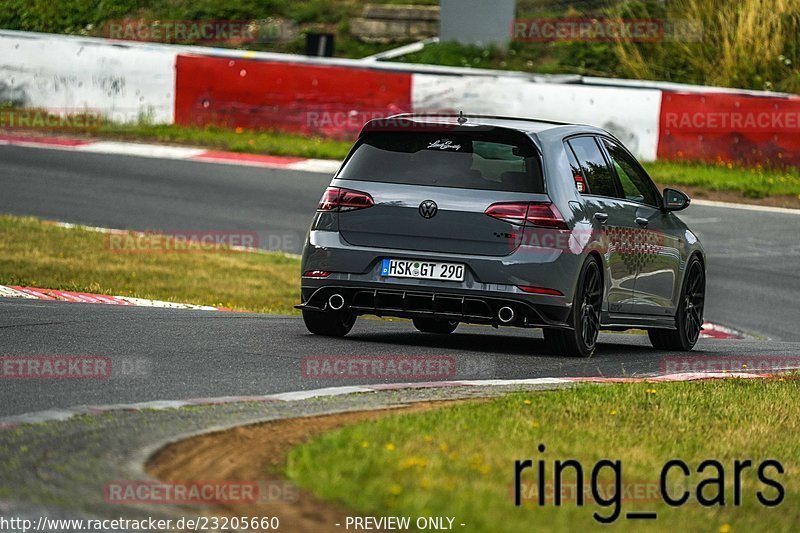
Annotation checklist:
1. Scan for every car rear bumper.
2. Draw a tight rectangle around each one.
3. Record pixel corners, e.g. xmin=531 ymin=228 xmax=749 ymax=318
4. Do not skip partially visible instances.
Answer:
xmin=297 ymin=281 xmax=571 ymax=328
xmin=298 ymin=230 xmax=586 ymax=328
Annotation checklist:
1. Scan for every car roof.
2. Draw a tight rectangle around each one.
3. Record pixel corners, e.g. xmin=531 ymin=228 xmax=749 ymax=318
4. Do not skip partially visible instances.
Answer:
xmin=370 ymin=113 xmax=610 ymax=138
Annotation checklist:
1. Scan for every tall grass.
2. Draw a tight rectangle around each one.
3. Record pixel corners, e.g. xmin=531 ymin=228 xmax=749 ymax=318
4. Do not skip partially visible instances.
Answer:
xmin=613 ymin=0 xmax=800 ymax=92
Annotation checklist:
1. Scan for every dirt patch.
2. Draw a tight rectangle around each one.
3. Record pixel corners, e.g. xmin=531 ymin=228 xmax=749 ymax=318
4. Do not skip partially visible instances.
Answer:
xmin=146 ymin=400 xmax=472 ymax=532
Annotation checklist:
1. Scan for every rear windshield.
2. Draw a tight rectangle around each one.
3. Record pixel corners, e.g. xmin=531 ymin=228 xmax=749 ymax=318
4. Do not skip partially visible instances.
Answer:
xmin=337 ymin=131 xmax=544 ymax=193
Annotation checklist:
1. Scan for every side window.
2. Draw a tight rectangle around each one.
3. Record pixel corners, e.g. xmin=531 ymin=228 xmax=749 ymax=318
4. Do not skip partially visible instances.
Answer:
xmin=564 ymin=144 xmax=588 ymax=193
xmin=602 ymin=139 xmax=659 ymax=207
xmin=566 ymin=137 xmax=617 ymax=197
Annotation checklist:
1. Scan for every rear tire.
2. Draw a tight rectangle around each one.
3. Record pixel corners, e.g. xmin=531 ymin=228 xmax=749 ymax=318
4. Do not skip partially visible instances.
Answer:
xmin=544 ymin=256 xmax=603 ymax=358
xmin=412 ymin=317 xmax=459 ymax=334
xmin=302 ymin=308 xmax=356 ymax=337
xmin=648 ymin=256 xmax=705 ymax=351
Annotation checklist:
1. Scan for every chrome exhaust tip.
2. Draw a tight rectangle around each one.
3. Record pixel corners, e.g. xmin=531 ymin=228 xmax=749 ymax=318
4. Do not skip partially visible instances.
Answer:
xmin=497 ymin=306 xmax=516 ymax=324
xmin=327 ymin=293 xmax=346 ymax=311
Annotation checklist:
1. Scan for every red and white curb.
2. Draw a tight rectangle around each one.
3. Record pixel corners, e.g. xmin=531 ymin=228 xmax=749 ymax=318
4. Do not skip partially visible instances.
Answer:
xmin=0 ymin=284 xmax=226 ymax=311
xmin=0 ymin=372 xmax=775 ymax=430
xmin=0 ymin=133 xmax=341 ymax=174
xmin=700 ymin=322 xmax=752 ymax=340
xmin=1 ymin=283 xmax=747 ymax=338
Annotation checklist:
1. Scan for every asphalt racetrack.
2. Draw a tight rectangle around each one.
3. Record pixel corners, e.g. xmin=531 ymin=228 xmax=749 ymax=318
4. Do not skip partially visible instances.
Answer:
xmin=2 ymin=144 xmax=799 ymax=418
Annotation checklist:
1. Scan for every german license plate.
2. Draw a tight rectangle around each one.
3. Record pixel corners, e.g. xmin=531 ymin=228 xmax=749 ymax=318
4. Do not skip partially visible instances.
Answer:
xmin=380 ymin=259 xmax=465 ymax=281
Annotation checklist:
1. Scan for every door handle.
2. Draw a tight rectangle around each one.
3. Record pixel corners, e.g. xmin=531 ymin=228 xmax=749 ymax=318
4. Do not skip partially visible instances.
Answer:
xmin=594 ymin=212 xmax=609 ymax=224
xmin=635 ymin=217 xmax=649 ymax=227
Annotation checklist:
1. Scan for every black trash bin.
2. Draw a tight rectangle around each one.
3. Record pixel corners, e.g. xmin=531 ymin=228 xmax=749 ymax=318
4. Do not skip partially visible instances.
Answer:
xmin=305 ymin=32 xmax=335 ymax=57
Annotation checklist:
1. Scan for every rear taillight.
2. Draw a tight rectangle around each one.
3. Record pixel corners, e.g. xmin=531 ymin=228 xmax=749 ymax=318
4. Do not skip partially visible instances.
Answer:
xmin=483 ymin=203 xmax=528 ymax=225
xmin=517 ymin=285 xmax=563 ymax=296
xmin=303 ymin=270 xmax=331 ymax=278
xmin=317 ymin=187 xmax=374 ymax=212
xmin=485 ymin=202 xmax=567 ymax=230
xmin=318 ymin=188 xmax=340 ymax=211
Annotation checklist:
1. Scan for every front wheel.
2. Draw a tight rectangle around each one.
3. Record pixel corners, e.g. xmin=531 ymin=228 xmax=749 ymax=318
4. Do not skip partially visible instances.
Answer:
xmin=302 ymin=308 xmax=356 ymax=337
xmin=544 ymin=256 xmax=603 ymax=358
xmin=648 ymin=256 xmax=705 ymax=351
xmin=412 ymin=317 xmax=459 ymax=334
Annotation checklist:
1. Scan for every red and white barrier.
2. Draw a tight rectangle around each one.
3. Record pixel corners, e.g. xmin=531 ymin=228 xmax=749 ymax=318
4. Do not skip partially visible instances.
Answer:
xmin=174 ymin=54 xmax=412 ymax=137
xmin=659 ymin=92 xmax=800 ymax=166
xmin=1 ymin=30 xmax=798 ymax=165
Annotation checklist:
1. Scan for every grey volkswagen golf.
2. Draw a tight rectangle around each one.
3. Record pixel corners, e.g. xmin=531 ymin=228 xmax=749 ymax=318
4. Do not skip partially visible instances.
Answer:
xmin=297 ymin=114 xmax=706 ymax=357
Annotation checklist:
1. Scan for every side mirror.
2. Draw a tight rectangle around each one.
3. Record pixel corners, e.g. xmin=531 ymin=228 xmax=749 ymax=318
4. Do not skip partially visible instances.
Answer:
xmin=662 ymin=188 xmax=690 ymax=212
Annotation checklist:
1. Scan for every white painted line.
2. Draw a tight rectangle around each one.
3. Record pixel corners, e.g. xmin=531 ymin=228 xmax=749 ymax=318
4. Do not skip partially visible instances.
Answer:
xmin=93 ymin=400 xmax=192 ymax=411
xmin=0 ymin=372 xmax=780 ymax=429
xmin=653 ymin=372 xmax=761 ymax=380
xmin=46 ymin=221 xmax=127 ymax=234
xmin=73 ymin=141 xmax=206 ymax=159
xmin=268 ymin=386 xmax=374 ymax=401
xmin=0 ymin=140 xmax=88 ymax=152
xmin=189 ymin=155 xmax=299 ymax=169
xmin=457 ymin=378 xmax=572 ymax=386
xmin=1 ymin=409 xmax=82 ymax=426
xmin=287 ymin=159 xmax=341 ymax=174
xmin=114 ymin=296 xmax=218 ymax=310
xmin=692 ymin=199 xmax=800 ymax=215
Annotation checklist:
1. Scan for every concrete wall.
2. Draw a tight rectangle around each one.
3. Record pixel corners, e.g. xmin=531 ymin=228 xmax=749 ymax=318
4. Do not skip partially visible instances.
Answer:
xmin=350 ymin=4 xmax=439 ymax=43
xmin=0 ymin=31 xmax=177 ymax=123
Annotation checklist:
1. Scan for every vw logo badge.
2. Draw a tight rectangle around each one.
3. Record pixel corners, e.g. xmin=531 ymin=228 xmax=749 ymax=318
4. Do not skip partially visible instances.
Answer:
xmin=419 ymin=200 xmax=438 ymax=219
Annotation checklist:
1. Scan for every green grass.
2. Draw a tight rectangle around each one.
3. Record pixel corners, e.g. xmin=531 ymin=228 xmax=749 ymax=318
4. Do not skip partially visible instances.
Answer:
xmin=287 ymin=378 xmax=800 ymax=532
xmin=644 ymin=160 xmax=800 ymax=199
xmin=0 ymin=215 xmax=301 ymax=314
